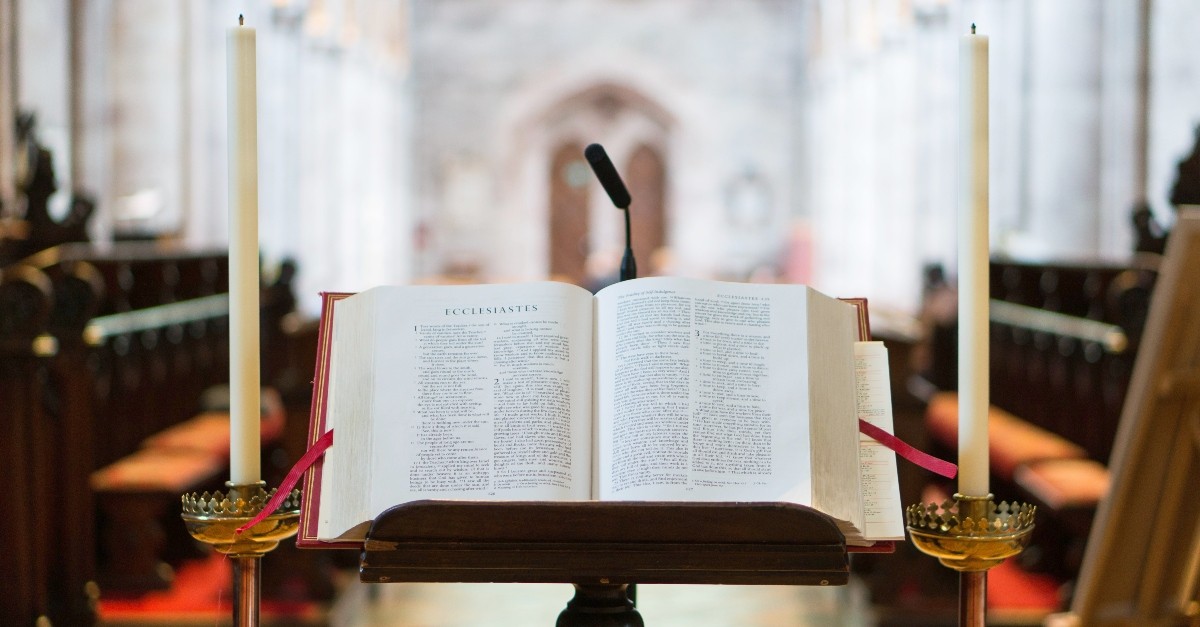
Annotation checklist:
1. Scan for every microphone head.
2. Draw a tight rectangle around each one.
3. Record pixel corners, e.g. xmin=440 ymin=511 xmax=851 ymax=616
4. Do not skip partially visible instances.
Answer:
xmin=584 ymin=143 xmax=632 ymax=209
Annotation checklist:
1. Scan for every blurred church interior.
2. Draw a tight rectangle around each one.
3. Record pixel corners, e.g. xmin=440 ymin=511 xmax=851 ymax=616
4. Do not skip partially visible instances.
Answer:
xmin=3 ymin=0 xmax=1199 ymax=625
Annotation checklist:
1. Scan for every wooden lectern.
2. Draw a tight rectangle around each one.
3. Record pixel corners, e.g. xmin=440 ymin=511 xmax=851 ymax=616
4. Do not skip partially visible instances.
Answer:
xmin=360 ymin=500 xmax=870 ymax=626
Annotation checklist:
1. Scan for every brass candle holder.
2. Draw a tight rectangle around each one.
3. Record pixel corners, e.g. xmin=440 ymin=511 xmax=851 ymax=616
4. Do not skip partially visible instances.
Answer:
xmin=906 ymin=493 xmax=1036 ymax=626
xmin=182 ymin=482 xmax=302 ymax=627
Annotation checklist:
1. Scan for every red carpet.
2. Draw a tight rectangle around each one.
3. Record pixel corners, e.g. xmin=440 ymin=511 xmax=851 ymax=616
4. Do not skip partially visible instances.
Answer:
xmin=98 ymin=553 xmax=322 ymax=624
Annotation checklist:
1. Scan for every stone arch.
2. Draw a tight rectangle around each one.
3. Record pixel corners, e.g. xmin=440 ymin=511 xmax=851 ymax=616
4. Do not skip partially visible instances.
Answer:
xmin=495 ymin=66 xmax=692 ymax=282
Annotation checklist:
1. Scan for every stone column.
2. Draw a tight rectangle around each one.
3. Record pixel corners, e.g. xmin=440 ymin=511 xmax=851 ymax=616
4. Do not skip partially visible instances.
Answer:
xmin=16 ymin=0 xmax=72 ymax=220
xmin=1148 ymin=0 xmax=1200 ymax=218
xmin=0 ymin=0 xmax=14 ymax=218
xmin=1024 ymin=0 xmax=1104 ymax=258
xmin=108 ymin=0 xmax=184 ymax=236
xmin=1097 ymin=0 xmax=1150 ymax=254
xmin=73 ymin=0 xmax=113 ymax=245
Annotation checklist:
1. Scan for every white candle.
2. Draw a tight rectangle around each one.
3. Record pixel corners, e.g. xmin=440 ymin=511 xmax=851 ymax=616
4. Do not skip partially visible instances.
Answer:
xmin=958 ymin=24 xmax=989 ymax=496
xmin=228 ymin=15 xmax=260 ymax=485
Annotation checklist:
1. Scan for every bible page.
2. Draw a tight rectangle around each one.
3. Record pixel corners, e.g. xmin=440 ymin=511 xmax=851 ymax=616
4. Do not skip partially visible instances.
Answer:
xmin=592 ymin=277 xmax=815 ymax=504
xmin=319 ymin=281 xmax=596 ymax=540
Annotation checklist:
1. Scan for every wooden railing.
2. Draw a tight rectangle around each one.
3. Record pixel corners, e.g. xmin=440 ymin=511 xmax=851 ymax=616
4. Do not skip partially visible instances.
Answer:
xmin=85 ymin=293 xmax=233 ymax=468
xmin=987 ymin=259 xmax=1157 ymax=464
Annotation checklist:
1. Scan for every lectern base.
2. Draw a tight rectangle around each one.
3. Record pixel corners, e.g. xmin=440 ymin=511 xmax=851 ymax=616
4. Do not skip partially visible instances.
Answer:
xmin=556 ymin=584 xmax=643 ymax=627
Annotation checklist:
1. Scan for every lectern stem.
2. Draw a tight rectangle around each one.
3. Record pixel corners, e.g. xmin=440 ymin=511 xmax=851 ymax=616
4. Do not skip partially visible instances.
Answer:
xmin=557 ymin=584 xmax=643 ymax=627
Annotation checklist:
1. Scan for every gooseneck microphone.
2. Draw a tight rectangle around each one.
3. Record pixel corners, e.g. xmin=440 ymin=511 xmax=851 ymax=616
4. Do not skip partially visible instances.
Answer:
xmin=584 ymin=143 xmax=636 ymax=281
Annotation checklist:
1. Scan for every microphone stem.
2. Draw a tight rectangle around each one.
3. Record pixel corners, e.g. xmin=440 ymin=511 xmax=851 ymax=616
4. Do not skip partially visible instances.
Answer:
xmin=623 ymin=207 xmax=633 ymax=254
xmin=620 ymin=207 xmax=637 ymax=282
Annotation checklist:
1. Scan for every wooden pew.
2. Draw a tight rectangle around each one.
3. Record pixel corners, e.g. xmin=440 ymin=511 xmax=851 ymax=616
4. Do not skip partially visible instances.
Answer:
xmin=22 ymin=243 xmax=234 ymax=470
xmin=987 ymin=259 xmax=1156 ymax=465
xmin=83 ymin=292 xmax=235 ymax=592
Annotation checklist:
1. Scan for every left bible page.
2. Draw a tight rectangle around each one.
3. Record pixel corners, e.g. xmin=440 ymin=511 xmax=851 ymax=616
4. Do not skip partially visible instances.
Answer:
xmin=314 ymin=282 xmax=596 ymax=543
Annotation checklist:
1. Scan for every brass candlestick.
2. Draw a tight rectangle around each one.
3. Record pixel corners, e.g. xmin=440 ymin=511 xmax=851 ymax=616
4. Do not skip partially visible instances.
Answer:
xmin=906 ymin=493 xmax=1036 ymax=627
xmin=182 ymin=482 xmax=301 ymax=627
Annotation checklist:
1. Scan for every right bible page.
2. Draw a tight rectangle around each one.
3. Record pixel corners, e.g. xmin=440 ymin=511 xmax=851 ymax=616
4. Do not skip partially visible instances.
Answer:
xmin=593 ymin=277 xmax=825 ymax=505
xmin=853 ymin=341 xmax=905 ymax=541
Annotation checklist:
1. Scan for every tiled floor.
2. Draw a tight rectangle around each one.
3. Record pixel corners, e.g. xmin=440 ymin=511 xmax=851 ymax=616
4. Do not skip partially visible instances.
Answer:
xmin=331 ymin=579 xmax=876 ymax=627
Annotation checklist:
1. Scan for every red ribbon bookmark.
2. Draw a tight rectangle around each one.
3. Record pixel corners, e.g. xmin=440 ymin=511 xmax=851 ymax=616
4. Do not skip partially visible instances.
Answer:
xmin=858 ymin=419 xmax=957 ymax=479
xmin=235 ymin=429 xmax=334 ymax=535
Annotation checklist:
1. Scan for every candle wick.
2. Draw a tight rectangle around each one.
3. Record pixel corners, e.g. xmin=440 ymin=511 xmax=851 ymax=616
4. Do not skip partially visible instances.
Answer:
xmin=239 ymin=14 xmax=244 ymax=26
xmin=971 ymin=23 xmax=976 ymax=35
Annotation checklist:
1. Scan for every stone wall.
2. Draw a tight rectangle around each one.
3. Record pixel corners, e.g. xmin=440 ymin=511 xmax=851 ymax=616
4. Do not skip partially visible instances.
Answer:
xmin=410 ymin=0 xmax=805 ymax=282
xmin=7 ymin=0 xmax=1200 ymax=313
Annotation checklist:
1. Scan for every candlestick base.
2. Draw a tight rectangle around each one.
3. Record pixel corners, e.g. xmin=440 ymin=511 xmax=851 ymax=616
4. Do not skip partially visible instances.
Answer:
xmin=181 ymin=482 xmax=301 ymax=627
xmin=181 ymin=482 xmax=301 ymax=556
xmin=907 ymin=494 xmax=1035 ymax=626
xmin=905 ymin=493 xmax=1035 ymax=572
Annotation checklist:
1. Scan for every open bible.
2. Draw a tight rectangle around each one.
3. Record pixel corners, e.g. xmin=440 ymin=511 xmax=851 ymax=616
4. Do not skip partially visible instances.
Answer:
xmin=298 ymin=277 xmax=903 ymax=548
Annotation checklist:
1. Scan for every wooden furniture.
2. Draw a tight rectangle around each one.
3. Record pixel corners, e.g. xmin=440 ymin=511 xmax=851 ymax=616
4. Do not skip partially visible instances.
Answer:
xmin=361 ymin=501 xmax=862 ymax=626
xmin=21 ymin=243 xmax=235 ymax=469
xmin=0 ymin=242 xmax=304 ymax=623
xmin=986 ymin=259 xmax=1157 ymax=466
xmin=0 ymin=263 xmax=70 ymax=626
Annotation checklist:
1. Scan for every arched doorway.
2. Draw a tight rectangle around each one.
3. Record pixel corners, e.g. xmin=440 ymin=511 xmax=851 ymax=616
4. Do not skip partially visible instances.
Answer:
xmin=527 ymin=83 xmax=674 ymax=287
xmin=547 ymin=142 xmax=591 ymax=286
xmin=547 ymin=140 xmax=667 ymax=287
xmin=624 ymin=144 xmax=666 ymax=276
